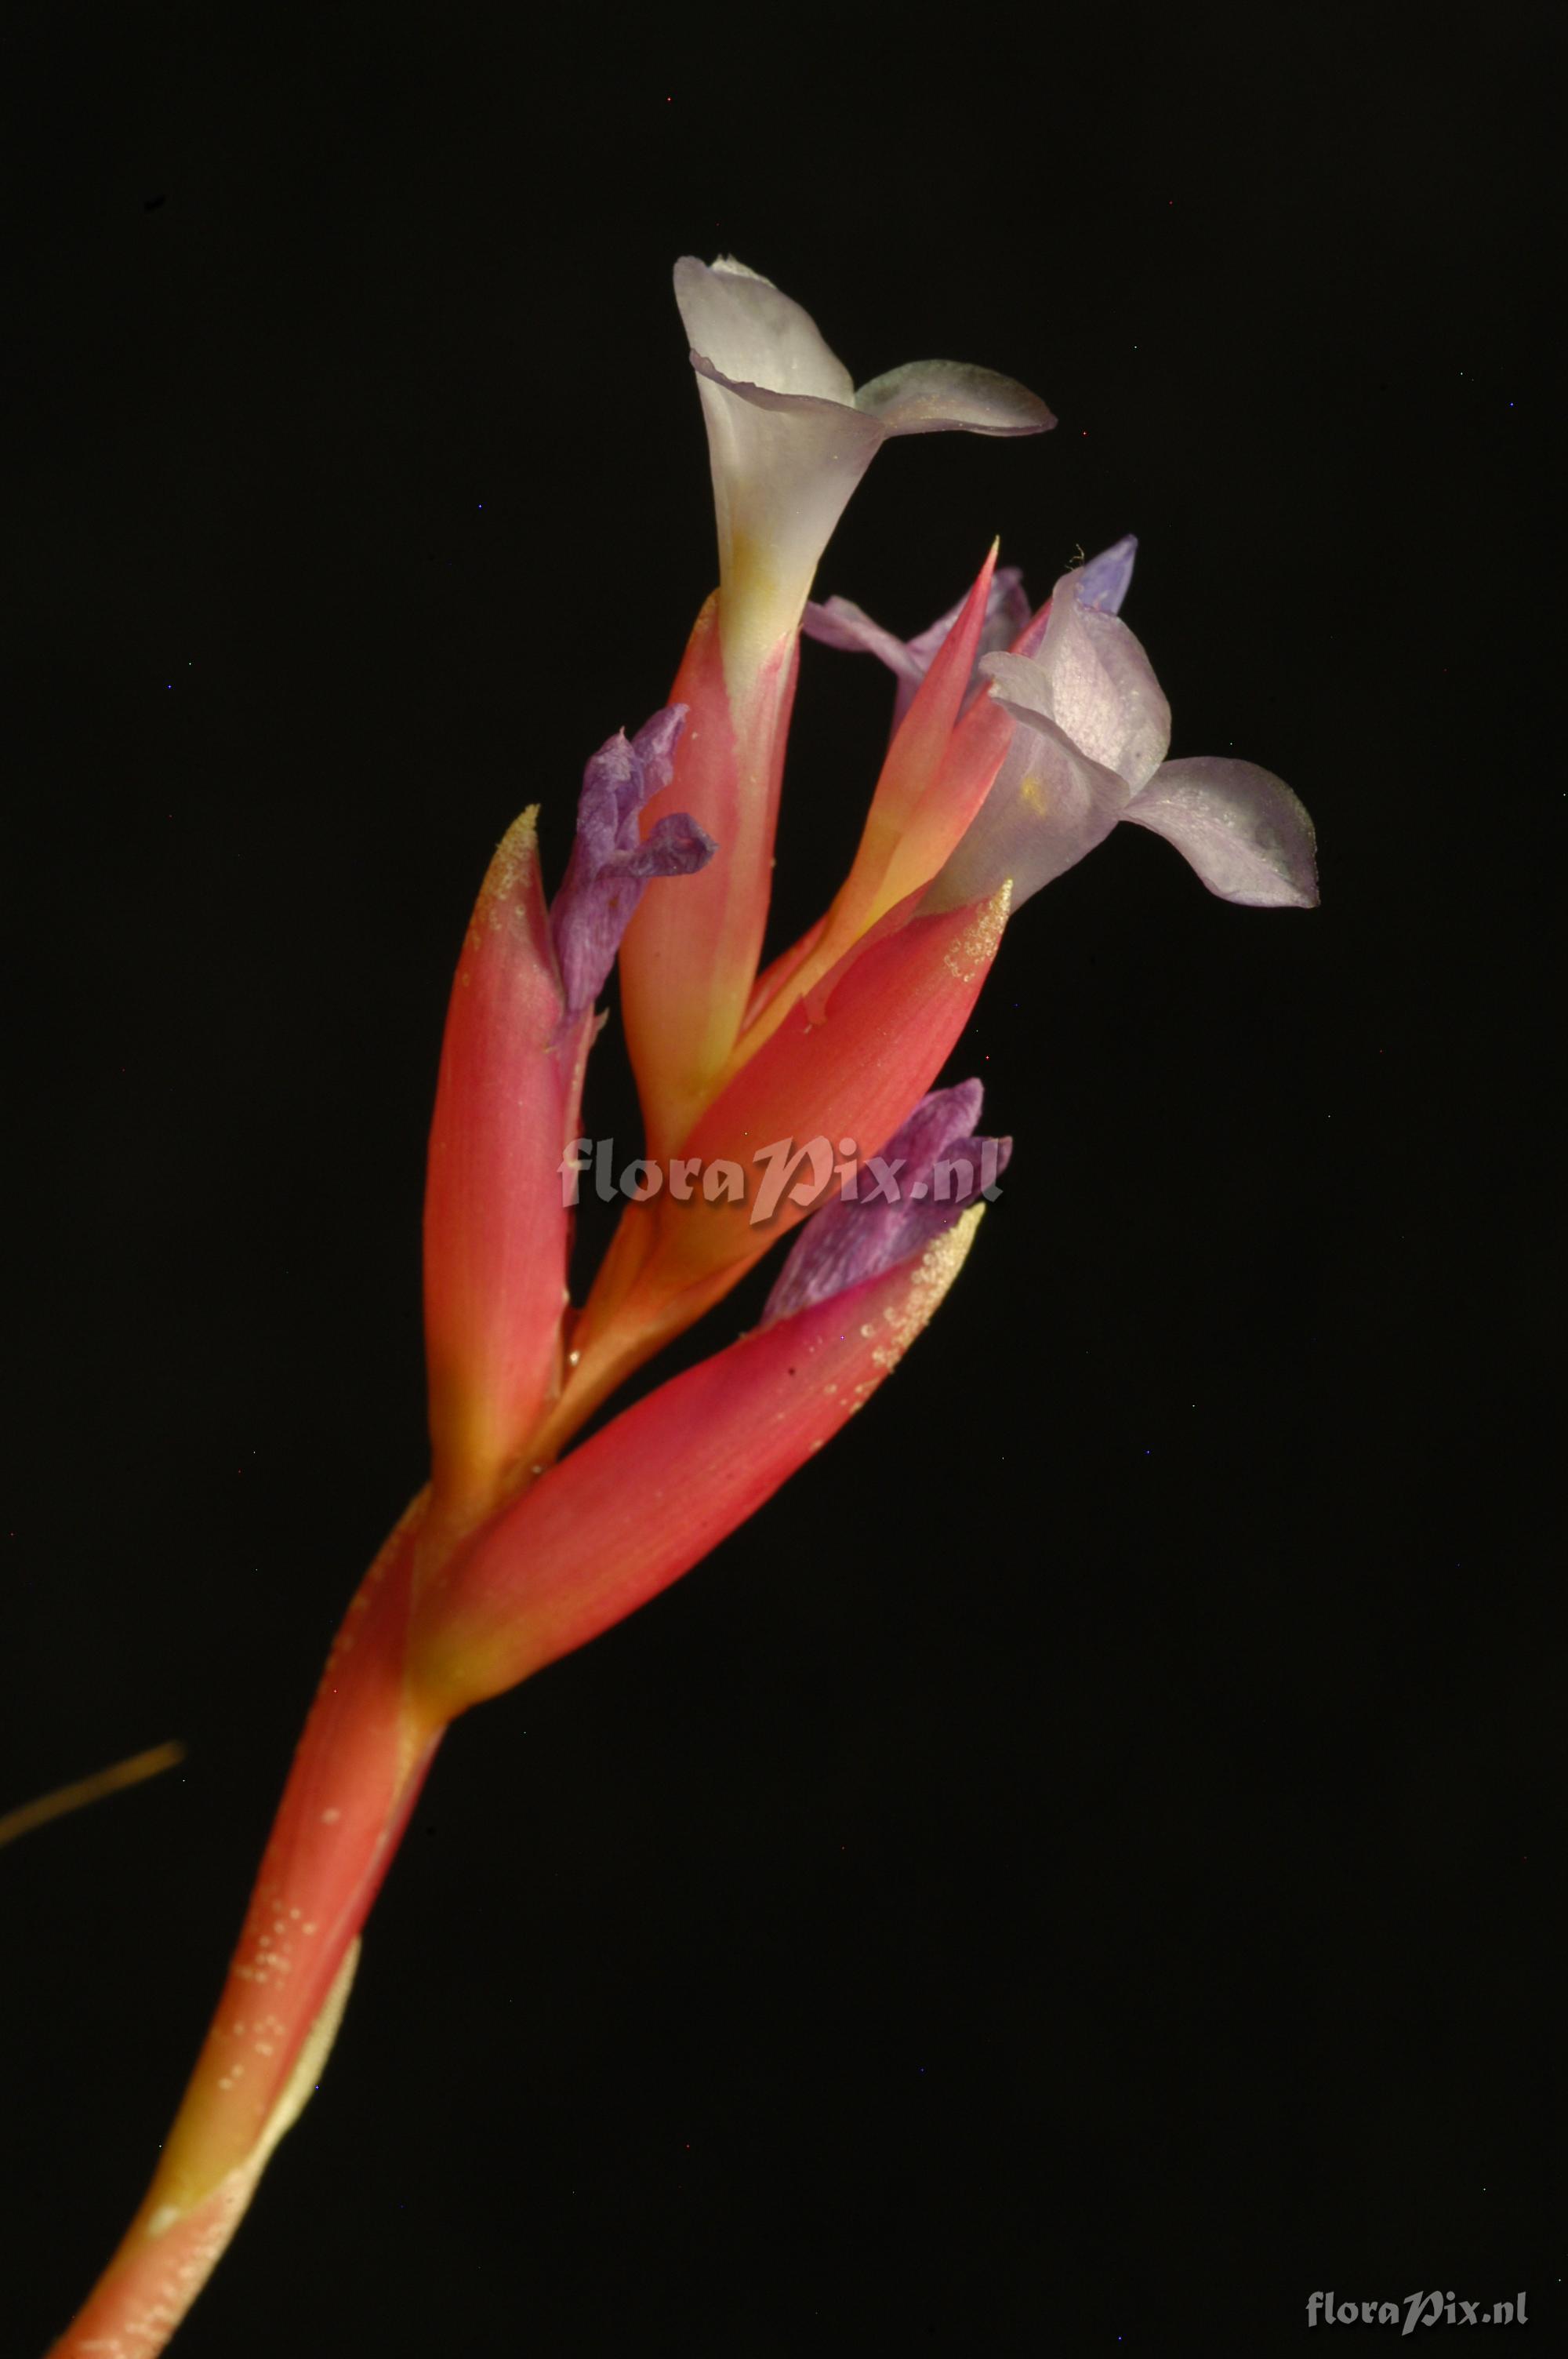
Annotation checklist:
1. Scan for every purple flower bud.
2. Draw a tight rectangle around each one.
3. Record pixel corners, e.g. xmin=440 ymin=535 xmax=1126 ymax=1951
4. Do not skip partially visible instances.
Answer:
xmin=762 ymin=1081 xmax=1011 ymax=1327
xmin=549 ymin=706 xmax=716 ymax=1026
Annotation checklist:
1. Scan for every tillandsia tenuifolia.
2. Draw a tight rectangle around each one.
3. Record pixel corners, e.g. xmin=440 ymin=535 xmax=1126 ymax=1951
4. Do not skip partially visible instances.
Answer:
xmin=49 ymin=257 xmax=1317 ymax=2356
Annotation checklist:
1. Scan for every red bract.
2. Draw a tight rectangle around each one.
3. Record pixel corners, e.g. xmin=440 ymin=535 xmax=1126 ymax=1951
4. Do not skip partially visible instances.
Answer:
xmin=422 ymin=810 xmax=580 ymax=1512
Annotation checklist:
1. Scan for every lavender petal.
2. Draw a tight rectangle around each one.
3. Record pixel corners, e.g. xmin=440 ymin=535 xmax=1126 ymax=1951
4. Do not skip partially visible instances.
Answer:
xmin=1120 ymin=757 xmax=1319 ymax=909
xmin=925 ymin=703 xmax=1131 ymax=914
xmin=800 ymin=597 xmax=926 ymax=684
xmin=762 ymin=1080 xmax=1011 ymax=1327
xmin=549 ymin=705 xmax=715 ymax=1023
xmin=804 ymin=565 xmax=1033 ymax=731
xmin=1073 ymin=533 xmax=1138 ymax=616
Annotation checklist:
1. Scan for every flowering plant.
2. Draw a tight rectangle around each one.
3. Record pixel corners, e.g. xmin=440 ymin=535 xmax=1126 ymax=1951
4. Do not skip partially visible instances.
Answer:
xmin=48 ymin=257 xmax=1315 ymax=2357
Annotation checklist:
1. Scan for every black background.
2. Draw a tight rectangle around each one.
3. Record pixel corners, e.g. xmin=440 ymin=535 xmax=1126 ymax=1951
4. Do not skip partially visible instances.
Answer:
xmin=5 ymin=9 xmax=1559 ymax=2354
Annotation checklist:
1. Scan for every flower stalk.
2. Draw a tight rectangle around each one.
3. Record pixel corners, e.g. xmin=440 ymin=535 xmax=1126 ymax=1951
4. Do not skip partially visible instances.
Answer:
xmin=46 ymin=255 xmax=1313 ymax=2357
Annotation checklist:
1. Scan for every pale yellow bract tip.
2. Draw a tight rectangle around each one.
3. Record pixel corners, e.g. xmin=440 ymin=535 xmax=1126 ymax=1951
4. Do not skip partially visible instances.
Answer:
xmin=869 ymin=1204 xmax=985 ymax=1376
xmin=481 ymin=804 xmax=540 ymax=910
xmin=943 ymin=879 xmax=1011 ymax=985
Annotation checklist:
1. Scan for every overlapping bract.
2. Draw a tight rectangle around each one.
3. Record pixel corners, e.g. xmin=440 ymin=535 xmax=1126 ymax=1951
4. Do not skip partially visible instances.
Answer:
xmin=422 ymin=253 xmax=1311 ymax=1698
xmin=422 ymin=259 xmax=1316 ymax=1697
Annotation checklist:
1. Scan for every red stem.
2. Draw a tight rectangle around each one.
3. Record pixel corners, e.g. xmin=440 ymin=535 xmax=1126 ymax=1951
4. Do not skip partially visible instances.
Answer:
xmin=46 ymin=1492 xmax=450 ymax=2358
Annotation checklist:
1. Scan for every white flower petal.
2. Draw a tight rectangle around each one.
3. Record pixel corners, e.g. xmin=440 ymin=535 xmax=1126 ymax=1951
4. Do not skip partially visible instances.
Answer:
xmin=980 ymin=651 xmax=1054 ymax=714
xmin=1120 ymin=757 xmax=1319 ymax=907
xmin=673 ymin=255 xmax=854 ymax=402
xmin=855 ymin=359 xmax=1055 ymax=438
xmin=685 ymin=364 xmax=885 ymax=681
xmin=924 ymin=708 xmax=1131 ymax=913
xmin=985 ymin=583 xmax=1171 ymax=793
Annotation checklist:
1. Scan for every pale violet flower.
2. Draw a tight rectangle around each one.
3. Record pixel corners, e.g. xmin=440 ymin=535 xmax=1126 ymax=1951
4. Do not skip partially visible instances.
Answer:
xmin=807 ymin=533 xmax=1318 ymax=913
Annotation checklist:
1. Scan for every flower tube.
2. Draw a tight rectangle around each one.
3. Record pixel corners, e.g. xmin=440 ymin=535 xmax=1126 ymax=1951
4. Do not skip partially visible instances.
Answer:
xmin=619 ymin=256 xmax=1054 ymax=1156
